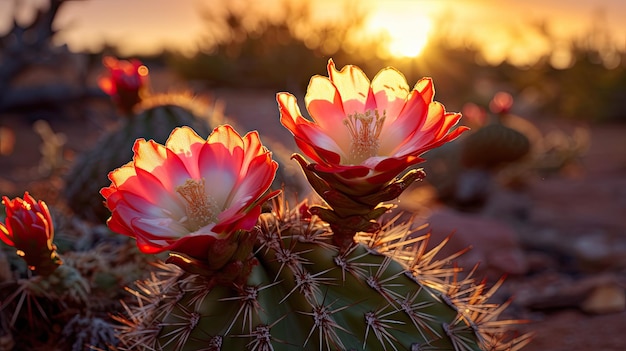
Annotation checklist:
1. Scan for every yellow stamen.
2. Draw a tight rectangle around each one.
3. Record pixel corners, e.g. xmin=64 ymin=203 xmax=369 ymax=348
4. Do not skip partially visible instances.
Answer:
xmin=176 ymin=178 xmax=218 ymax=232
xmin=343 ymin=109 xmax=386 ymax=164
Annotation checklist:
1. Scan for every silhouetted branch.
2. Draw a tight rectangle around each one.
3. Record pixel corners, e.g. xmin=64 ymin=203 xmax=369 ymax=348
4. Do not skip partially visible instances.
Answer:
xmin=0 ymin=85 xmax=106 ymax=112
xmin=0 ymin=0 xmax=66 ymax=90
xmin=0 ymin=0 xmax=98 ymax=115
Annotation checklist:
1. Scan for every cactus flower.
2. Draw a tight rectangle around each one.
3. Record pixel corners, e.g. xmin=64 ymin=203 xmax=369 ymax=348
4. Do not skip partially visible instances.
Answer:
xmin=278 ymin=59 xmax=468 ymax=187
xmin=0 ymin=192 xmax=61 ymax=275
xmin=489 ymin=91 xmax=514 ymax=115
xmin=101 ymin=125 xmax=279 ymax=263
xmin=98 ymin=56 xmax=149 ymax=114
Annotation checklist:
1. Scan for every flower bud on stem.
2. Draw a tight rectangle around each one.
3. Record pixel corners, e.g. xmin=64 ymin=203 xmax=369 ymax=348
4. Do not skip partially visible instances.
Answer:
xmin=293 ymin=154 xmax=425 ymax=252
xmin=166 ymin=229 xmax=259 ymax=287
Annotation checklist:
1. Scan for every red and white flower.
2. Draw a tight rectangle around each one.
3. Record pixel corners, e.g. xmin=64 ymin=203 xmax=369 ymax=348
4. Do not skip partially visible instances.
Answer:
xmin=101 ymin=125 xmax=278 ymax=260
xmin=278 ymin=59 xmax=468 ymax=186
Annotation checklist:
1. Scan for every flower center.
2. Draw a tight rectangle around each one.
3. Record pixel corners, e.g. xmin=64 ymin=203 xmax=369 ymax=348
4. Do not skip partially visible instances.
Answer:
xmin=176 ymin=178 xmax=219 ymax=232
xmin=343 ymin=109 xmax=386 ymax=164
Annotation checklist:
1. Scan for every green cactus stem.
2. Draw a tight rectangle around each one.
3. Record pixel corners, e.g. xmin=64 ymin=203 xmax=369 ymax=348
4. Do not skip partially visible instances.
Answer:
xmin=291 ymin=153 xmax=426 ymax=252
xmin=114 ymin=196 xmax=530 ymax=351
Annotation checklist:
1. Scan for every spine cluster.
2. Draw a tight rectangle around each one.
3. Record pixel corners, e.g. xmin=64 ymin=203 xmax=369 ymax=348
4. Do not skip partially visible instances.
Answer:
xmin=115 ymin=197 xmax=530 ymax=351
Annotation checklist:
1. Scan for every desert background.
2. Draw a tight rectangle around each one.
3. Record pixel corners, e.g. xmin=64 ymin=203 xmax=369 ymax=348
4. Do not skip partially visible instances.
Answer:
xmin=0 ymin=0 xmax=625 ymax=350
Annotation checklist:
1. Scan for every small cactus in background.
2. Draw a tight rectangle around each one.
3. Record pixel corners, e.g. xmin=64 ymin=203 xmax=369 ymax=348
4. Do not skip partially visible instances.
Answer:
xmin=422 ymin=92 xmax=535 ymax=210
xmin=64 ymin=57 xmax=224 ymax=223
xmin=104 ymin=61 xmax=528 ymax=350
xmin=460 ymin=92 xmax=531 ymax=171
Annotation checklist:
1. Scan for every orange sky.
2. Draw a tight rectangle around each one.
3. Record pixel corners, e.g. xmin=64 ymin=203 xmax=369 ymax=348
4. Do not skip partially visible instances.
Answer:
xmin=2 ymin=0 xmax=625 ymax=66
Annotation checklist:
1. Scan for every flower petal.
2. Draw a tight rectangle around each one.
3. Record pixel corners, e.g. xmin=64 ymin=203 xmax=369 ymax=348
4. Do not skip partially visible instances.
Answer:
xmin=0 ymin=224 xmax=14 ymax=246
xmin=304 ymin=76 xmax=352 ymax=150
xmin=102 ymin=123 xmax=278 ymax=262
xmin=327 ymin=59 xmax=376 ymax=114
xmin=199 ymin=144 xmax=239 ymax=205
xmin=294 ymin=137 xmax=342 ymax=166
xmin=371 ymin=67 xmax=410 ymax=120
xmin=277 ymin=92 xmax=305 ymax=132
xmin=293 ymin=123 xmax=345 ymax=160
xmin=133 ymin=138 xmax=190 ymax=190
xmin=229 ymin=155 xmax=277 ymax=208
xmin=165 ymin=126 xmax=207 ymax=179
xmin=167 ymin=234 xmax=218 ymax=260
xmin=379 ymin=89 xmax=429 ymax=155
xmin=414 ymin=77 xmax=434 ymax=104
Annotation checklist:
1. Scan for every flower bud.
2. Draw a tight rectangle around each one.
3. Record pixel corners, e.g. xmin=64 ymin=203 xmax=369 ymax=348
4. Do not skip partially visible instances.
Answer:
xmin=0 ymin=192 xmax=61 ymax=275
xmin=98 ymin=56 xmax=150 ymax=115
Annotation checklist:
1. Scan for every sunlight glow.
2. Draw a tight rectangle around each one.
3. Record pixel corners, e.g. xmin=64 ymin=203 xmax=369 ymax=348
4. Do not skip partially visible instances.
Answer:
xmin=365 ymin=10 xmax=433 ymax=58
xmin=138 ymin=65 xmax=149 ymax=76
xmin=4 ymin=0 xmax=625 ymax=68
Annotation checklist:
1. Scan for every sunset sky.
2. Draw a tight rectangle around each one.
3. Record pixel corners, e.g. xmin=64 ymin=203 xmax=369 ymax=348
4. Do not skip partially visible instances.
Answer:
xmin=1 ymin=0 xmax=625 ymax=66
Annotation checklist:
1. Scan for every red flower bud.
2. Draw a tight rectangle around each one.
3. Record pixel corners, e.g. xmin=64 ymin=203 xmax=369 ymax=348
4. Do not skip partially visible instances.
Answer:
xmin=0 ymin=192 xmax=61 ymax=275
xmin=489 ymin=92 xmax=514 ymax=115
xmin=98 ymin=56 xmax=150 ymax=114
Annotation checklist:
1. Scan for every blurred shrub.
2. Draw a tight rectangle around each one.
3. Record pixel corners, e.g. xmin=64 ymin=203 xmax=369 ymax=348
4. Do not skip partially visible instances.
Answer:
xmin=514 ymin=47 xmax=626 ymax=123
xmin=160 ymin=2 xmax=625 ymax=123
xmin=494 ymin=22 xmax=626 ymax=123
xmin=165 ymin=0 xmax=370 ymax=90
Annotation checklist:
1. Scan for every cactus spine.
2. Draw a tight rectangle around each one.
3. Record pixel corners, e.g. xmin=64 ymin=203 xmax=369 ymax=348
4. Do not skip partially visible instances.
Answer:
xmin=116 ymin=197 xmax=529 ymax=351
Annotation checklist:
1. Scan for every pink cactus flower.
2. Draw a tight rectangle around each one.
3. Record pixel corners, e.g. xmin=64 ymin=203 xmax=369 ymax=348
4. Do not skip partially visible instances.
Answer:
xmin=101 ymin=125 xmax=279 ymax=261
xmin=98 ymin=56 xmax=149 ymax=113
xmin=278 ymin=59 xmax=468 ymax=187
xmin=0 ymin=192 xmax=61 ymax=274
xmin=489 ymin=91 xmax=514 ymax=115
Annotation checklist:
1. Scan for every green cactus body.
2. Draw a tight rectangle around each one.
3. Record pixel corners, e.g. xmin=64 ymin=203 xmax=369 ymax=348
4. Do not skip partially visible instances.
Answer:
xmin=64 ymin=95 xmax=219 ymax=223
xmin=117 ymin=200 xmax=528 ymax=351
xmin=461 ymin=124 xmax=531 ymax=170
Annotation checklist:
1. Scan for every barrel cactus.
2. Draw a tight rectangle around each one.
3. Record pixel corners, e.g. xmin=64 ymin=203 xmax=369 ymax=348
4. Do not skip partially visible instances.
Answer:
xmin=460 ymin=123 xmax=530 ymax=170
xmin=115 ymin=197 xmax=529 ymax=351
xmin=460 ymin=92 xmax=531 ymax=170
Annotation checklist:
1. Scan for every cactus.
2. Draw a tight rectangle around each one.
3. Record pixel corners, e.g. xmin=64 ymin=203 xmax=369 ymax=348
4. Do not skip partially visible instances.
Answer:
xmin=460 ymin=92 xmax=530 ymax=171
xmin=105 ymin=61 xmax=529 ymax=351
xmin=460 ymin=123 xmax=531 ymax=170
xmin=0 ymin=53 xmax=531 ymax=350
xmin=115 ymin=196 xmax=529 ymax=351
xmin=63 ymin=92 xmax=223 ymax=223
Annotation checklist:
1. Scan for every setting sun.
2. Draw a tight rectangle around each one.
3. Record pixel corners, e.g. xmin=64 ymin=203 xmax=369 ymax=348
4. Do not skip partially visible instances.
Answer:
xmin=365 ymin=9 xmax=433 ymax=58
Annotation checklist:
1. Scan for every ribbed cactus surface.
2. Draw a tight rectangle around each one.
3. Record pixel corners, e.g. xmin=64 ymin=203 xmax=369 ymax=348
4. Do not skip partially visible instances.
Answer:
xmin=460 ymin=124 xmax=530 ymax=170
xmin=116 ymin=199 xmax=528 ymax=351
xmin=64 ymin=96 xmax=218 ymax=223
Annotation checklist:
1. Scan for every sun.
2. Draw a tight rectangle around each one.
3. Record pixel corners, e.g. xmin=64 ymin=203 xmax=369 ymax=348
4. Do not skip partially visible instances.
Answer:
xmin=365 ymin=9 xmax=433 ymax=58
